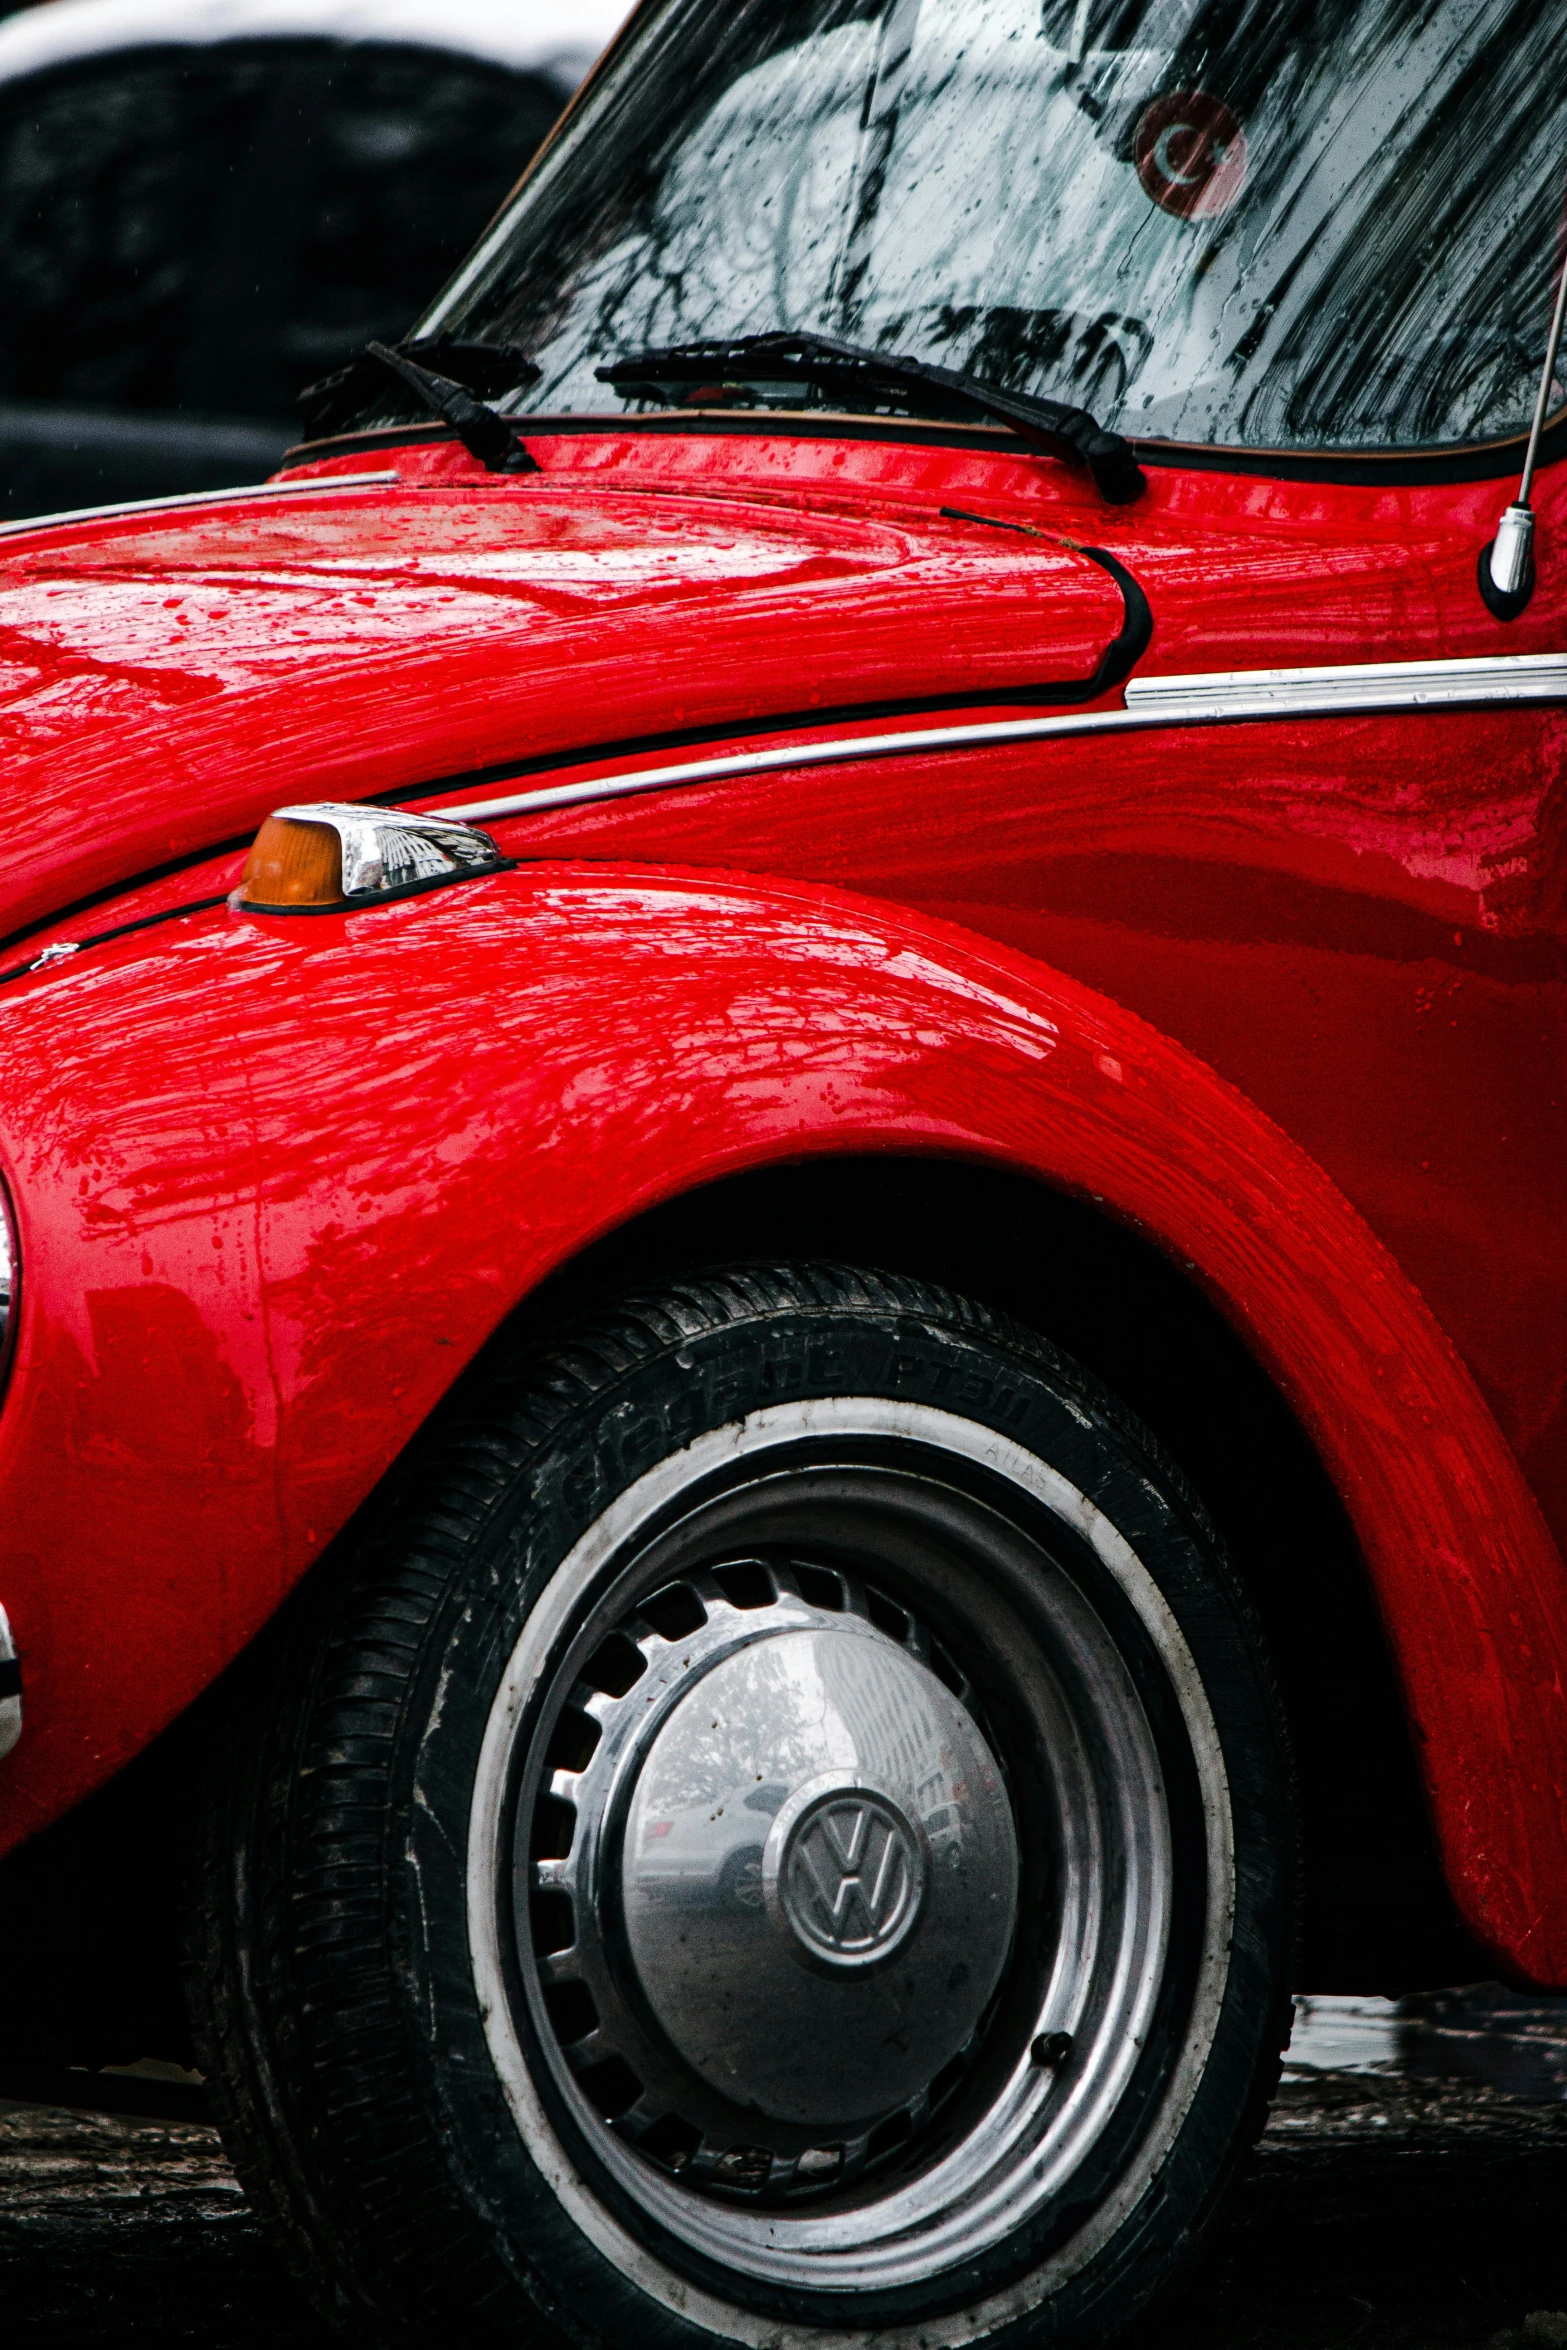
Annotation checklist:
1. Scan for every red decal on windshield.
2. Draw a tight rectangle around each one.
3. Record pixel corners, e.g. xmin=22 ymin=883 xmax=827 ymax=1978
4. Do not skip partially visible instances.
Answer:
xmin=1134 ymin=91 xmax=1247 ymax=221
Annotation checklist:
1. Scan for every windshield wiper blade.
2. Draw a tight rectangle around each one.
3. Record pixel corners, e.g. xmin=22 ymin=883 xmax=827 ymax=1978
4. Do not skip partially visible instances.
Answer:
xmin=597 ymin=331 xmax=1144 ymax=505
xmin=298 ymin=338 xmax=541 ymax=463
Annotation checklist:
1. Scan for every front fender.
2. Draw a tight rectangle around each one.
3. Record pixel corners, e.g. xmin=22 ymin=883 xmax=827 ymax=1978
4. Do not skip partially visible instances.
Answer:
xmin=1 ymin=864 xmax=1563 ymax=1979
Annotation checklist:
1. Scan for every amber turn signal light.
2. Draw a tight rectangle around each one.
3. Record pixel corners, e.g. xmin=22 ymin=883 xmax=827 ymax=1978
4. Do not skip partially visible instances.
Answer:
xmin=241 ymin=815 xmax=345 ymax=909
xmin=236 ymin=803 xmax=507 ymax=915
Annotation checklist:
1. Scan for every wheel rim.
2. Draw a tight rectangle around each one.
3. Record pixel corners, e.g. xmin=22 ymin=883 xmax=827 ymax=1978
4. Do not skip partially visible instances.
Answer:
xmin=470 ymin=1399 xmax=1233 ymax=2327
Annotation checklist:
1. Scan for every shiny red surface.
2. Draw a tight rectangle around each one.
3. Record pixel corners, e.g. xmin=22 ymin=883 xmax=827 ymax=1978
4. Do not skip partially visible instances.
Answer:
xmin=0 ymin=424 xmax=1562 ymax=1979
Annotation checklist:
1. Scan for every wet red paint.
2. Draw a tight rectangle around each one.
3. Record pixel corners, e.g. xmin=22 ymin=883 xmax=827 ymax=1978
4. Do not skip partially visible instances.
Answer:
xmin=0 ymin=423 xmax=1562 ymax=1981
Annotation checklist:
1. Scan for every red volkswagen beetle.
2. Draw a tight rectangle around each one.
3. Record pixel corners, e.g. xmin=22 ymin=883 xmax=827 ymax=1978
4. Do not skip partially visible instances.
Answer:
xmin=0 ymin=3 xmax=1563 ymax=2345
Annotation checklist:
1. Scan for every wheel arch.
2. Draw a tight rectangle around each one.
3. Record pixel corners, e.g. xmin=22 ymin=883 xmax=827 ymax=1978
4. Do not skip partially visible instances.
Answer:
xmin=0 ymin=865 xmax=1561 ymax=1982
xmin=449 ymin=1149 xmax=1491 ymax=1992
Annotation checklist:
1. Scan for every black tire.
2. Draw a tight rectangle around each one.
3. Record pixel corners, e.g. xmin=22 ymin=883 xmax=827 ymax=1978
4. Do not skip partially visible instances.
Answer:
xmin=187 ymin=1264 xmax=1295 ymax=2349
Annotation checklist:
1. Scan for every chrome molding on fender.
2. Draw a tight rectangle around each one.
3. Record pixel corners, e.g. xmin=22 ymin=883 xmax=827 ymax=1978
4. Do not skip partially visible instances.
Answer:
xmin=437 ymin=651 xmax=1567 ymax=828
xmin=1123 ymin=650 xmax=1567 ymax=722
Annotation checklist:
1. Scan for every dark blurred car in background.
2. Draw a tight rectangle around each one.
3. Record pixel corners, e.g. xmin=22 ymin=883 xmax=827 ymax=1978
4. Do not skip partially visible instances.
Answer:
xmin=0 ymin=0 xmax=626 ymax=517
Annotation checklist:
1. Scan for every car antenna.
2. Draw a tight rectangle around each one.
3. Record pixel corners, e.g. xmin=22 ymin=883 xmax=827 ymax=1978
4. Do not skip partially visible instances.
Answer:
xmin=366 ymin=342 xmax=538 ymax=475
xmin=1481 ymin=246 xmax=1567 ymax=616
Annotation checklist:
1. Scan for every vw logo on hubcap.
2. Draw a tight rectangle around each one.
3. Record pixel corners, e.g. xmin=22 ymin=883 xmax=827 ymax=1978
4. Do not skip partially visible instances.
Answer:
xmin=766 ymin=1781 xmax=927 ymax=1971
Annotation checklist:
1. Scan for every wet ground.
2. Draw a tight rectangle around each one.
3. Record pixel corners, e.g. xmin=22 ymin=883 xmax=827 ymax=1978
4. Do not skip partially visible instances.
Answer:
xmin=1 ymin=1989 xmax=1564 ymax=2346
xmin=1144 ymin=1988 xmax=1567 ymax=2350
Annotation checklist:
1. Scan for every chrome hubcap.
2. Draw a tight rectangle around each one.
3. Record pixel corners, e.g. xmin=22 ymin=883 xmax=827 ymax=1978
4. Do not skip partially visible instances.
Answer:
xmin=535 ymin=1567 xmax=1019 ymax=2162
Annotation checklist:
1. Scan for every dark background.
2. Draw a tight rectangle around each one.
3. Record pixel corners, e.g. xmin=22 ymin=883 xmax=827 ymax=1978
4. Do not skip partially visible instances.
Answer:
xmin=0 ymin=3 xmax=578 ymax=515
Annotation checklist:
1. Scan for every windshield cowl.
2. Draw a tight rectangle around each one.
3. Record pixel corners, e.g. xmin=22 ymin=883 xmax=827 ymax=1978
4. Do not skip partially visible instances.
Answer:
xmin=596 ymin=332 xmax=1146 ymax=502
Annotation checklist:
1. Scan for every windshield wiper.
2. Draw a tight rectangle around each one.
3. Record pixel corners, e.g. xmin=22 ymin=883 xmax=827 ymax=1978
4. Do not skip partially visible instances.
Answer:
xmin=364 ymin=343 xmax=538 ymax=474
xmin=597 ymin=331 xmax=1144 ymax=505
xmin=299 ymin=338 xmax=541 ymax=471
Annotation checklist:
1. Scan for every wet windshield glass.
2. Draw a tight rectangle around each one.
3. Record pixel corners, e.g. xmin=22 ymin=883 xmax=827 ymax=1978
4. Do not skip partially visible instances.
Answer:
xmin=401 ymin=0 xmax=1565 ymax=455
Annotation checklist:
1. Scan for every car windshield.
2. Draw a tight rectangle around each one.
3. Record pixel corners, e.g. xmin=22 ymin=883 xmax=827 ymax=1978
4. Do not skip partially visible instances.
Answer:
xmin=386 ymin=0 xmax=1565 ymax=456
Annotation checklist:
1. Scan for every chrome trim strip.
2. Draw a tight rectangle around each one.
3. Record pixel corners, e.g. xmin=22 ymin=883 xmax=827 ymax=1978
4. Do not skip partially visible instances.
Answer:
xmin=0 ymin=469 xmax=400 ymax=540
xmin=1123 ymin=650 xmax=1567 ymax=721
xmin=438 ymin=651 xmax=1567 ymax=828
xmin=439 ymin=708 xmax=1157 ymax=823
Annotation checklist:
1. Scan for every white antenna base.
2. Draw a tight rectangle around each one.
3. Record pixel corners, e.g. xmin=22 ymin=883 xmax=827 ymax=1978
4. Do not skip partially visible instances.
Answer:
xmin=1489 ymin=503 xmax=1536 ymax=597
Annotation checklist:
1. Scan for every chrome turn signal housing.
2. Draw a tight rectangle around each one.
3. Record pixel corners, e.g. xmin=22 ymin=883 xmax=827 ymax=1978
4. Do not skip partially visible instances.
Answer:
xmin=237 ymin=803 xmax=507 ymax=914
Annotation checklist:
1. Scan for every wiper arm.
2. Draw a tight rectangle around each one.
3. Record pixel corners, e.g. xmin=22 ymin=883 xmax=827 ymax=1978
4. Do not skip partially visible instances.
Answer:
xmin=298 ymin=338 xmax=541 ymax=469
xmin=597 ymin=330 xmax=1144 ymax=505
xmin=364 ymin=342 xmax=538 ymax=474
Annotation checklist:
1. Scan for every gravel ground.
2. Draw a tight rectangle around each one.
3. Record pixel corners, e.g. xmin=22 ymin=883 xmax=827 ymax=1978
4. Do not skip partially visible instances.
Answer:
xmin=2 ymin=2065 xmax=1565 ymax=2346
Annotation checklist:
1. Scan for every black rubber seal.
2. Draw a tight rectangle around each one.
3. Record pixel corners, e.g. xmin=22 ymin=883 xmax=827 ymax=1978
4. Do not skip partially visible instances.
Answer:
xmin=0 ymin=895 xmax=231 ymax=992
xmin=1476 ymin=538 xmax=1535 ymax=621
xmin=0 ymin=862 xmax=519 ymax=986
xmin=926 ymin=528 xmax=1150 ymax=703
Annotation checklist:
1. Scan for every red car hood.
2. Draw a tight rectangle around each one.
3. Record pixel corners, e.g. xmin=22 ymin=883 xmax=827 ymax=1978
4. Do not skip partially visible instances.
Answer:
xmin=0 ymin=460 xmax=1126 ymax=943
